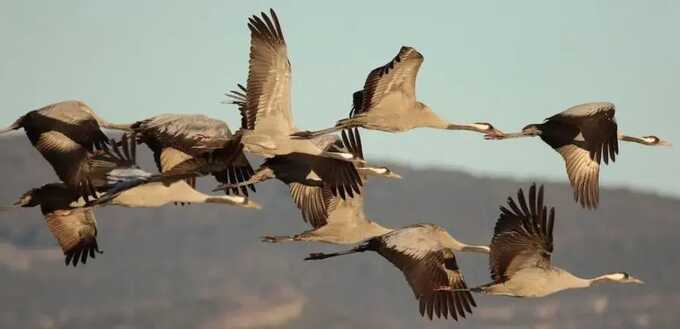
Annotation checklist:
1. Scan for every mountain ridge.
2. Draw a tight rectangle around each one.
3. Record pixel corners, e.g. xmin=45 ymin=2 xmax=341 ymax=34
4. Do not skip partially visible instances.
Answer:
xmin=0 ymin=135 xmax=677 ymax=329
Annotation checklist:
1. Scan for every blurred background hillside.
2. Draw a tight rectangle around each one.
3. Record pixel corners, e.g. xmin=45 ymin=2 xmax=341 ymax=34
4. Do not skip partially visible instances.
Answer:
xmin=1 ymin=135 xmax=678 ymax=329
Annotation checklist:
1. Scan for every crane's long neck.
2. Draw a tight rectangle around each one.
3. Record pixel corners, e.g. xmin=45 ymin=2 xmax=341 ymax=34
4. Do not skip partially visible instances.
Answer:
xmin=204 ymin=195 xmax=255 ymax=207
xmin=444 ymin=235 xmax=490 ymax=254
xmin=586 ymin=273 xmax=625 ymax=287
xmin=618 ymin=133 xmax=643 ymax=143
xmin=420 ymin=112 xmax=489 ymax=133
xmin=459 ymin=243 xmax=491 ymax=254
xmin=90 ymin=112 xmax=133 ymax=132
xmin=364 ymin=220 xmax=393 ymax=238
xmin=558 ymin=271 xmax=618 ymax=289
xmin=101 ymin=122 xmax=134 ymax=131
xmin=618 ymin=133 xmax=651 ymax=145
xmin=445 ymin=123 xmax=489 ymax=133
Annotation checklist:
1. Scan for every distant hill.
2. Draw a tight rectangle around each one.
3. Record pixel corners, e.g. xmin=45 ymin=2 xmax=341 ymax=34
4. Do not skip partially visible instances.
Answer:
xmin=1 ymin=135 xmax=678 ymax=329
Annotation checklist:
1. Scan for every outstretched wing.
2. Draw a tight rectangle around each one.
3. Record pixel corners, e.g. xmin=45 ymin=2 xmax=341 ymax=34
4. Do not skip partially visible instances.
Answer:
xmin=340 ymin=128 xmax=364 ymax=160
xmin=45 ymin=207 xmax=102 ymax=267
xmin=376 ymin=229 xmax=476 ymax=320
xmin=354 ymin=46 xmax=423 ymax=116
xmin=245 ymin=9 xmax=294 ymax=135
xmin=133 ymin=115 xmax=255 ymax=195
xmin=86 ymin=133 xmax=140 ymax=188
xmin=289 ymin=184 xmax=336 ymax=228
xmin=490 ymin=184 xmax=555 ymax=283
xmin=288 ymin=128 xmax=369 ymax=228
xmin=25 ymin=101 xmax=111 ymax=151
xmin=132 ymin=114 xmax=233 ymax=157
xmin=557 ymin=145 xmax=600 ymax=209
xmin=225 ymin=83 xmax=254 ymax=130
xmin=548 ymin=102 xmax=618 ymax=165
xmin=211 ymin=151 xmax=257 ymax=196
xmin=30 ymin=130 xmax=94 ymax=197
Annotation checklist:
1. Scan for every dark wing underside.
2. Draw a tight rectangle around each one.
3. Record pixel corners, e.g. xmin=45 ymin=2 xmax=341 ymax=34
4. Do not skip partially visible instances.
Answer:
xmin=211 ymin=151 xmax=257 ymax=196
xmin=289 ymin=184 xmax=336 ymax=228
xmin=21 ymin=108 xmax=113 ymax=200
xmin=314 ymin=156 xmax=362 ymax=199
xmin=23 ymin=102 xmax=111 ymax=152
xmin=263 ymin=152 xmax=362 ymax=199
xmin=45 ymin=208 xmax=102 ymax=267
xmin=225 ymin=83 xmax=254 ymax=130
xmin=548 ymin=103 xmax=618 ymax=165
xmin=29 ymin=131 xmax=103 ymax=200
xmin=376 ymin=239 xmax=476 ymax=320
xmin=340 ymin=128 xmax=364 ymax=160
xmin=490 ymin=184 xmax=555 ymax=283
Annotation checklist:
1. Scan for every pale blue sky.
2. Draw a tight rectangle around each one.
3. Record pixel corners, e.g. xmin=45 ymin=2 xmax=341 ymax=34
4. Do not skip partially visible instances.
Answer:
xmin=1 ymin=0 xmax=677 ymax=197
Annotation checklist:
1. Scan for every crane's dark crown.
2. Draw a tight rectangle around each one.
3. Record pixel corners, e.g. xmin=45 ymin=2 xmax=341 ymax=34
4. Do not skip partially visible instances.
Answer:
xmin=642 ymin=136 xmax=660 ymax=143
xmin=16 ymin=189 xmax=39 ymax=207
xmin=521 ymin=124 xmax=542 ymax=135
xmin=474 ymin=122 xmax=496 ymax=130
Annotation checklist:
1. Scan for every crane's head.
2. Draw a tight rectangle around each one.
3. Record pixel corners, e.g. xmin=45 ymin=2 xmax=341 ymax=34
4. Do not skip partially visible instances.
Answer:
xmin=359 ymin=166 xmax=402 ymax=179
xmin=521 ymin=124 xmax=543 ymax=136
xmin=485 ymin=123 xmax=542 ymax=140
xmin=14 ymin=188 xmax=40 ymax=207
xmin=606 ymin=272 xmax=644 ymax=284
xmin=641 ymin=135 xmax=672 ymax=147
xmin=473 ymin=122 xmax=503 ymax=136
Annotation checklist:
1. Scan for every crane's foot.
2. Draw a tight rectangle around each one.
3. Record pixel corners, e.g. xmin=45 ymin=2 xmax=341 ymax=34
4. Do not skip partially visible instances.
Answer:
xmin=261 ymin=235 xmax=294 ymax=243
xmin=484 ymin=131 xmax=505 ymax=140
xmin=304 ymin=252 xmax=332 ymax=260
xmin=290 ymin=130 xmax=314 ymax=139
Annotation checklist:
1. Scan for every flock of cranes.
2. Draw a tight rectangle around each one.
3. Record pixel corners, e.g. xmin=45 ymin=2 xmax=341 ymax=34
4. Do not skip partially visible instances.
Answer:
xmin=0 ymin=8 xmax=670 ymax=321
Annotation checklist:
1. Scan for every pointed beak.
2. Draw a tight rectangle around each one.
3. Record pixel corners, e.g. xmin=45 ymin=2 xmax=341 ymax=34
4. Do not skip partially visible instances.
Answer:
xmin=631 ymin=277 xmax=645 ymax=284
xmin=485 ymin=131 xmax=528 ymax=140
xmin=658 ymin=140 xmax=672 ymax=147
xmin=241 ymin=198 xmax=262 ymax=210
xmin=387 ymin=172 xmax=403 ymax=180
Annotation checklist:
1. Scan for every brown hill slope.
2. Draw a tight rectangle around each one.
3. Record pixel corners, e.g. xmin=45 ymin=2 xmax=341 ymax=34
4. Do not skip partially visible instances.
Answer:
xmin=0 ymin=135 xmax=678 ymax=329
